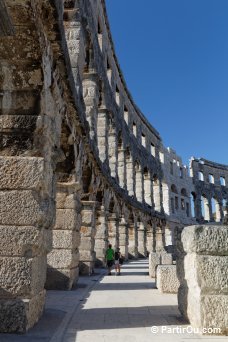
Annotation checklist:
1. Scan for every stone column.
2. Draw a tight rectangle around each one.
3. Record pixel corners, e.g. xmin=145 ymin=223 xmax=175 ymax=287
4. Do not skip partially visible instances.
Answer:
xmin=97 ymin=107 xmax=108 ymax=163
xmin=117 ymin=148 xmax=126 ymax=189
xmin=138 ymin=222 xmax=147 ymax=257
xmin=135 ymin=164 xmax=143 ymax=202
xmin=195 ymin=195 xmax=202 ymax=221
xmin=46 ymin=182 xmax=81 ymax=290
xmin=94 ymin=205 xmax=108 ymax=267
xmin=153 ymin=178 xmax=161 ymax=211
xmin=79 ymin=201 xmax=96 ymax=275
xmin=155 ymin=226 xmax=165 ymax=252
xmin=126 ymin=152 xmax=134 ymax=196
xmin=0 ymin=157 xmax=53 ymax=333
xmin=146 ymin=223 xmax=154 ymax=253
xmin=108 ymin=130 xmax=117 ymax=178
xmin=144 ymin=176 xmax=152 ymax=206
xmin=128 ymin=220 xmax=138 ymax=258
xmin=108 ymin=212 xmax=119 ymax=250
xmin=82 ymin=71 xmax=98 ymax=141
xmin=119 ymin=218 xmax=128 ymax=260
xmin=177 ymin=225 xmax=228 ymax=335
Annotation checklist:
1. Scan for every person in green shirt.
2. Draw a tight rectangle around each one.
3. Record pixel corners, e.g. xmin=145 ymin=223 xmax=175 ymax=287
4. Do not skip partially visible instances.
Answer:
xmin=106 ymin=244 xmax=114 ymax=275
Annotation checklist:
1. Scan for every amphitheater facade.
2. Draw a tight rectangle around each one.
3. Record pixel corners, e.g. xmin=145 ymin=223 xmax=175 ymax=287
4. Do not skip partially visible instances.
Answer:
xmin=0 ymin=0 xmax=228 ymax=333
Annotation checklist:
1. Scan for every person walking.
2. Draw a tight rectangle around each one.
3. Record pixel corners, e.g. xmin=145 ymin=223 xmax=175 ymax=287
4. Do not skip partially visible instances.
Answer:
xmin=106 ymin=244 xmax=114 ymax=275
xmin=114 ymin=247 xmax=122 ymax=275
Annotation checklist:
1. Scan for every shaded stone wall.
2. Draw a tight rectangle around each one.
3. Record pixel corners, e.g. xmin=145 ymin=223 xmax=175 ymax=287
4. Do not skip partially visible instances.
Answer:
xmin=176 ymin=225 xmax=228 ymax=335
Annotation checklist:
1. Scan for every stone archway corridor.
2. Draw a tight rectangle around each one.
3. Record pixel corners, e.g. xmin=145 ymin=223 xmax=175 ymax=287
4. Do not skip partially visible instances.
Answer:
xmin=1 ymin=260 xmax=226 ymax=342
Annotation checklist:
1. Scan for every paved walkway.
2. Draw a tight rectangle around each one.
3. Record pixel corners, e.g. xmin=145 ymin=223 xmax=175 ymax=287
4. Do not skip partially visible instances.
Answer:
xmin=1 ymin=260 xmax=226 ymax=342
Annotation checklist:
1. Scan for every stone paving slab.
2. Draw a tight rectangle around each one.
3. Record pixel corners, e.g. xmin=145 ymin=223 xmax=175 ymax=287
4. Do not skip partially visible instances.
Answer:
xmin=0 ymin=260 xmax=227 ymax=342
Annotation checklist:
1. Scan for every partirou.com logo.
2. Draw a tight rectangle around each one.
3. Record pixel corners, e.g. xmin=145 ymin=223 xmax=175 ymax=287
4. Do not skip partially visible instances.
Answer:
xmin=151 ymin=326 xmax=221 ymax=335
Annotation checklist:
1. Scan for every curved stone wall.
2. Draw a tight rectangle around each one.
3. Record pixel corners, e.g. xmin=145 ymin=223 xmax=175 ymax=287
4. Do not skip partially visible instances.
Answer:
xmin=0 ymin=0 xmax=227 ymax=332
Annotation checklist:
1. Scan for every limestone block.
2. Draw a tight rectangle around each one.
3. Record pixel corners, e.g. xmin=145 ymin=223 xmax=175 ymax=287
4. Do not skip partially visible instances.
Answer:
xmin=0 ymin=157 xmax=44 ymax=190
xmin=196 ymin=255 xmax=228 ymax=293
xmin=201 ymin=295 xmax=228 ymax=335
xmin=0 ymin=226 xmax=51 ymax=256
xmin=149 ymin=252 xmax=160 ymax=278
xmin=156 ymin=265 xmax=180 ymax=293
xmin=46 ymin=267 xmax=79 ymax=290
xmin=0 ymin=256 xmax=46 ymax=298
xmin=161 ymin=252 xmax=173 ymax=265
xmin=56 ymin=193 xmax=81 ymax=210
xmin=0 ymin=290 xmax=45 ymax=333
xmin=79 ymin=250 xmax=95 ymax=261
xmin=80 ymin=225 xmax=95 ymax=237
xmin=47 ymin=249 xmax=79 ymax=269
xmin=55 ymin=209 xmax=78 ymax=230
xmin=181 ymin=225 xmax=228 ymax=256
xmin=52 ymin=230 xmax=80 ymax=249
xmin=0 ymin=190 xmax=50 ymax=226
xmin=81 ymin=210 xmax=94 ymax=225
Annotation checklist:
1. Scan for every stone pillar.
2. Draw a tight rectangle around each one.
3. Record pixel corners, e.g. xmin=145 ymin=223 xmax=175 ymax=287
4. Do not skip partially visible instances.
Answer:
xmin=117 ymin=148 xmax=126 ymax=189
xmin=135 ymin=164 xmax=143 ymax=202
xmin=82 ymin=71 xmax=98 ymax=141
xmin=128 ymin=220 xmax=138 ymax=258
xmin=97 ymin=107 xmax=108 ymax=163
xmin=153 ymin=178 xmax=161 ymax=211
xmin=119 ymin=217 xmax=128 ymax=260
xmin=155 ymin=226 xmax=165 ymax=252
xmin=108 ymin=212 xmax=119 ymax=250
xmin=144 ymin=174 xmax=152 ymax=206
xmin=138 ymin=222 xmax=147 ymax=257
xmin=94 ymin=205 xmax=108 ymax=267
xmin=46 ymin=182 xmax=81 ymax=290
xmin=0 ymin=157 xmax=52 ymax=333
xmin=177 ymin=225 xmax=228 ymax=335
xmin=79 ymin=201 xmax=96 ymax=275
xmin=195 ymin=195 xmax=202 ymax=221
xmin=126 ymin=152 xmax=134 ymax=196
xmin=146 ymin=223 xmax=154 ymax=253
xmin=108 ymin=131 xmax=117 ymax=178
xmin=216 ymin=201 xmax=222 ymax=222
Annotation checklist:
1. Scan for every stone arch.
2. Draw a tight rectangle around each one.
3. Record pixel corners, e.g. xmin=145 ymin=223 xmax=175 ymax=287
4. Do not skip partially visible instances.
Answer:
xmin=108 ymin=111 xmax=117 ymax=178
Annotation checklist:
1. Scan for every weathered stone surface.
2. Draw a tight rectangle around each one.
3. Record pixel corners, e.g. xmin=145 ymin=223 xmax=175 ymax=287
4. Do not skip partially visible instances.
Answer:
xmin=55 ymin=209 xmax=78 ymax=230
xmin=47 ymin=249 xmax=79 ymax=269
xmin=161 ymin=252 xmax=173 ymax=265
xmin=0 ymin=256 xmax=46 ymax=298
xmin=181 ymin=225 xmax=228 ymax=256
xmin=0 ymin=290 xmax=45 ymax=333
xmin=156 ymin=265 xmax=180 ymax=293
xmin=0 ymin=226 xmax=51 ymax=256
xmin=0 ymin=190 xmax=51 ymax=226
xmin=52 ymin=230 xmax=80 ymax=249
xmin=46 ymin=267 xmax=79 ymax=290
xmin=0 ymin=157 xmax=44 ymax=190
xmin=177 ymin=225 xmax=228 ymax=335
xmin=149 ymin=252 xmax=160 ymax=278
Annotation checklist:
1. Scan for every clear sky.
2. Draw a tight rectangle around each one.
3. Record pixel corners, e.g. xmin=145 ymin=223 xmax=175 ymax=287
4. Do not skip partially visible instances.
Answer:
xmin=106 ymin=0 xmax=228 ymax=166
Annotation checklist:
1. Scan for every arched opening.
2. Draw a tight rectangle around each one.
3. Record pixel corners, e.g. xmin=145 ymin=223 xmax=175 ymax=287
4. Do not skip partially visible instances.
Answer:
xmin=201 ymin=195 xmax=210 ymax=221
xmin=211 ymin=197 xmax=221 ymax=222
xmin=190 ymin=192 xmax=196 ymax=218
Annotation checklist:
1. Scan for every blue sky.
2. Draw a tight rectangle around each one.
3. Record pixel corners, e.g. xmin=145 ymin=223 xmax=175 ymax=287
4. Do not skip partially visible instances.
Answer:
xmin=106 ymin=0 xmax=228 ymax=166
